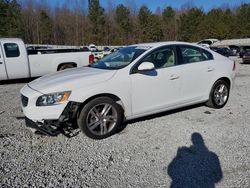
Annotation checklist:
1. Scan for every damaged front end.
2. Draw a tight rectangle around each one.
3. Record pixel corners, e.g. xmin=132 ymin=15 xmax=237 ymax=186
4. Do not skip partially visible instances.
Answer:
xmin=25 ymin=102 xmax=81 ymax=138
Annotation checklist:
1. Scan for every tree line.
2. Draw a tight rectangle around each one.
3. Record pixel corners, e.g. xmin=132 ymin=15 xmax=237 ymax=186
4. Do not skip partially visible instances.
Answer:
xmin=1 ymin=0 xmax=250 ymax=46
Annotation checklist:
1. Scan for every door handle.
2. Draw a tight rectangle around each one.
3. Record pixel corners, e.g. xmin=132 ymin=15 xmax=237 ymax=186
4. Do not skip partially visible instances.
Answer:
xmin=170 ymin=75 xmax=180 ymax=80
xmin=0 ymin=62 xmax=2 ymax=64
xmin=207 ymin=67 xmax=214 ymax=72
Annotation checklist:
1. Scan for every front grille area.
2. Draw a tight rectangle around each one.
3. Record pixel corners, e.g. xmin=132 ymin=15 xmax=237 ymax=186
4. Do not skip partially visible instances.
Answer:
xmin=21 ymin=95 xmax=29 ymax=107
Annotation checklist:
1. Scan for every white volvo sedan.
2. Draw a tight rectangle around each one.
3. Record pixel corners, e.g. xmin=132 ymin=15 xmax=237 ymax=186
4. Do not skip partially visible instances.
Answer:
xmin=21 ymin=42 xmax=236 ymax=139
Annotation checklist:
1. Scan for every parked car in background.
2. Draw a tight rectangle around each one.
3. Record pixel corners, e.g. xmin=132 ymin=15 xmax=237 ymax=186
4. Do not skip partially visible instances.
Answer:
xmin=80 ymin=46 xmax=91 ymax=52
xmin=197 ymin=39 xmax=219 ymax=48
xmin=239 ymin=46 xmax=250 ymax=58
xmin=242 ymin=52 xmax=250 ymax=63
xmin=98 ymin=47 xmax=119 ymax=59
xmin=21 ymin=41 xmax=236 ymax=139
xmin=87 ymin=44 xmax=104 ymax=61
xmin=103 ymin=46 xmax=110 ymax=51
xmin=210 ymin=47 xmax=231 ymax=57
xmin=89 ymin=44 xmax=98 ymax=52
xmin=228 ymin=45 xmax=240 ymax=56
xmin=0 ymin=38 xmax=93 ymax=81
xmin=93 ymin=47 xmax=122 ymax=61
xmin=92 ymin=49 xmax=102 ymax=61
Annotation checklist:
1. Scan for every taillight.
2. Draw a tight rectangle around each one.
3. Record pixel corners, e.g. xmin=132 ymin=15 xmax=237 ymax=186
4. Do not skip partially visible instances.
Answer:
xmin=89 ymin=54 xmax=94 ymax=64
xmin=232 ymin=61 xmax=236 ymax=71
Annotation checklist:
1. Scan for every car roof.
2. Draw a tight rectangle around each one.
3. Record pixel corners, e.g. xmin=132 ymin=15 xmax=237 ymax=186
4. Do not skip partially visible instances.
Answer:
xmin=0 ymin=38 xmax=23 ymax=42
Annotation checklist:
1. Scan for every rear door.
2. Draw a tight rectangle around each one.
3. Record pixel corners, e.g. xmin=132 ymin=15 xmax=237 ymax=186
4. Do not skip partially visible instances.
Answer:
xmin=0 ymin=42 xmax=8 ymax=80
xmin=176 ymin=45 xmax=215 ymax=103
xmin=2 ymin=41 xmax=30 ymax=79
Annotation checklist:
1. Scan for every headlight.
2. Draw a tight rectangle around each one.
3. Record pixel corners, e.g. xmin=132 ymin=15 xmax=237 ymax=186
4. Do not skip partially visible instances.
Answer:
xmin=36 ymin=91 xmax=71 ymax=106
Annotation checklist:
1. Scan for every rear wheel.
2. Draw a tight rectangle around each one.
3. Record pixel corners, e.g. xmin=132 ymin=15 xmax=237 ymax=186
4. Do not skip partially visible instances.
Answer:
xmin=77 ymin=97 xmax=123 ymax=139
xmin=206 ymin=80 xmax=230 ymax=108
xmin=58 ymin=64 xmax=75 ymax=71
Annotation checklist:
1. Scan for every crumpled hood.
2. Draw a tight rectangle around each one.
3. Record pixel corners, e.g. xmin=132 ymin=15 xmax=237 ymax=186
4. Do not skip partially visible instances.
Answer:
xmin=28 ymin=67 xmax=116 ymax=94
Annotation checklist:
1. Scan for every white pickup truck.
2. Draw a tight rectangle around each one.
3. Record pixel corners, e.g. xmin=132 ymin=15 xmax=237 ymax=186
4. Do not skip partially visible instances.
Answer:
xmin=0 ymin=38 xmax=93 ymax=81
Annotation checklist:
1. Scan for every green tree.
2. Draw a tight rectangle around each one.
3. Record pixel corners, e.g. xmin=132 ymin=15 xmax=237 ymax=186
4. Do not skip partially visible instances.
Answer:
xmin=138 ymin=5 xmax=163 ymax=42
xmin=235 ymin=4 xmax=250 ymax=38
xmin=0 ymin=0 xmax=23 ymax=37
xmin=178 ymin=8 xmax=204 ymax=41
xmin=38 ymin=9 xmax=53 ymax=44
xmin=138 ymin=5 xmax=152 ymax=42
xmin=221 ymin=9 xmax=235 ymax=39
xmin=162 ymin=6 xmax=176 ymax=40
xmin=115 ymin=4 xmax=131 ymax=44
xmin=148 ymin=14 xmax=163 ymax=42
xmin=0 ymin=0 xmax=9 ymax=36
xmin=88 ymin=0 xmax=105 ymax=44
xmin=8 ymin=0 xmax=23 ymax=37
xmin=197 ymin=8 xmax=234 ymax=40
xmin=2 ymin=0 xmax=249 ymax=45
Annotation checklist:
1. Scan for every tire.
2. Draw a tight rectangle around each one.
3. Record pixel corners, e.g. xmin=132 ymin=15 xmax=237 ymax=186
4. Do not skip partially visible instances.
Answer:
xmin=206 ymin=80 xmax=230 ymax=109
xmin=77 ymin=97 xmax=123 ymax=139
xmin=58 ymin=64 xmax=74 ymax=71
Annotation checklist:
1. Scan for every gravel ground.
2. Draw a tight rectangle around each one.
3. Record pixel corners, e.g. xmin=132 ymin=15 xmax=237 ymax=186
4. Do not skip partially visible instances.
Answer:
xmin=0 ymin=57 xmax=250 ymax=187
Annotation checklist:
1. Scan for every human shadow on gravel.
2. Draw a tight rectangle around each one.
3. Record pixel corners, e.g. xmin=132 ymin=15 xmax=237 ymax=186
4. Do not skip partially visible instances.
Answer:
xmin=167 ymin=133 xmax=223 ymax=188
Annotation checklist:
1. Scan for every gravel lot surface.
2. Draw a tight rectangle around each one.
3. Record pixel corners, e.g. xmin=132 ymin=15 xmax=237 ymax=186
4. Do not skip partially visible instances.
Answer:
xmin=0 ymin=57 xmax=249 ymax=187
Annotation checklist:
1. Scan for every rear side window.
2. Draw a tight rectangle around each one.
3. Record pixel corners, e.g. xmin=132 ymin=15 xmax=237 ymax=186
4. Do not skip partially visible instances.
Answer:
xmin=4 ymin=43 xmax=20 ymax=58
xmin=201 ymin=49 xmax=213 ymax=60
xmin=179 ymin=45 xmax=213 ymax=64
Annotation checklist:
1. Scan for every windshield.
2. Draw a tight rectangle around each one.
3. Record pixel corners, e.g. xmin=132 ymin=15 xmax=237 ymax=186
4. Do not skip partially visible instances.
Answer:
xmin=89 ymin=46 xmax=148 ymax=70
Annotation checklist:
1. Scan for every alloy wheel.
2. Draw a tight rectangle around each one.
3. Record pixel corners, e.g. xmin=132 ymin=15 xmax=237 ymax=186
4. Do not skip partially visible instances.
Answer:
xmin=213 ymin=84 xmax=229 ymax=106
xmin=86 ymin=103 xmax=118 ymax=136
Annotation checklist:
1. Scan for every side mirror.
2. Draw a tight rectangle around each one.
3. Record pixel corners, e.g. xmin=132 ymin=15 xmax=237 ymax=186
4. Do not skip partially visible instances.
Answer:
xmin=137 ymin=62 xmax=155 ymax=71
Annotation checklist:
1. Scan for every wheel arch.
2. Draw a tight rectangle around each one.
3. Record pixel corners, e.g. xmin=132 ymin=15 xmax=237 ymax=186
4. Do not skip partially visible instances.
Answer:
xmin=215 ymin=77 xmax=231 ymax=89
xmin=76 ymin=93 xmax=125 ymax=139
xmin=57 ymin=62 xmax=77 ymax=71
xmin=205 ymin=76 xmax=232 ymax=101
xmin=77 ymin=93 xmax=125 ymax=115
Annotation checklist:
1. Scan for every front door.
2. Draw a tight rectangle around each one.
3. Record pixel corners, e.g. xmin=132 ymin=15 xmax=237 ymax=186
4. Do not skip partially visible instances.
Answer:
xmin=130 ymin=46 xmax=181 ymax=116
xmin=2 ymin=41 xmax=30 ymax=79
xmin=0 ymin=43 xmax=8 ymax=80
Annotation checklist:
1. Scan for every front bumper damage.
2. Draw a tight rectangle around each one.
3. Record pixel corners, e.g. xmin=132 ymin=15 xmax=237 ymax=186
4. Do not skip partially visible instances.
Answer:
xmin=25 ymin=102 xmax=81 ymax=137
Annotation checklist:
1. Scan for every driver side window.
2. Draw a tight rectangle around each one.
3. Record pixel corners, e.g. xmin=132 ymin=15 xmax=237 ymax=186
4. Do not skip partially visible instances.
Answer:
xmin=4 ymin=43 xmax=20 ymax=58
xmin=142 ymin=46 xmax=176 ymax=69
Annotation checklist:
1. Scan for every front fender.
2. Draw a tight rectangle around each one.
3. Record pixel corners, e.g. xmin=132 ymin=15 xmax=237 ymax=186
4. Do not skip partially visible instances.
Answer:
xmin=69 ymin=82 xmax=132 ymax=118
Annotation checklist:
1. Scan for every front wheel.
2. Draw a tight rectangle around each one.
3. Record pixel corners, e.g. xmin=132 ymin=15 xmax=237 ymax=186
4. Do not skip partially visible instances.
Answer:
xmin=77 ymin=97 xmax=123 ymax=139
xmin=206 ymin=80 xmax=230 ymax=109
